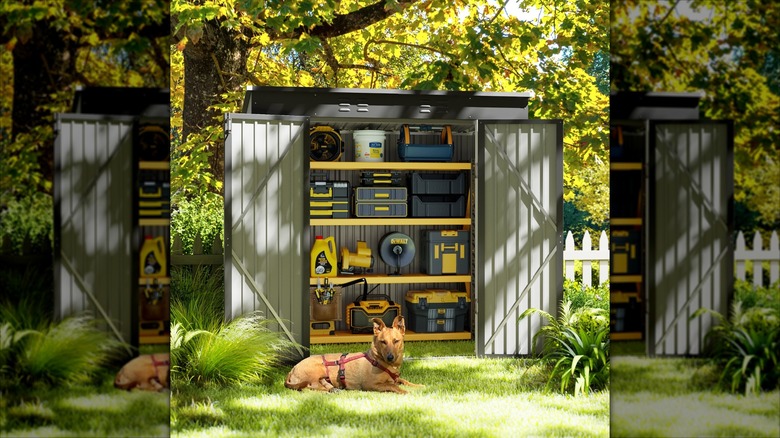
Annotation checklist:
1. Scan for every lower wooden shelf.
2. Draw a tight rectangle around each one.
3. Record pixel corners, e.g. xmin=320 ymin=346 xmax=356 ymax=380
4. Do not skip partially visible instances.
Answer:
xmin=611 ymin=332 xmax=643 ymax=341
xmin=139 ymin=335 xmax=169 ymax=345
xmin=310 ymin=330 xmax=472 ymax=344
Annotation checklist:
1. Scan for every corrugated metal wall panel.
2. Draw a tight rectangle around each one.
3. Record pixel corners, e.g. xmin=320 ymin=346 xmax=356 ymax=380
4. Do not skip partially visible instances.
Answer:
xmin=225 ymin=115 xmax=307 ymax=355
xmin=649 ymin=122 xmax=732 ymax=356
xmin=55 ymin=115 xmax=135 ymax=345
xmin=477 ymin=121 xmax=563 ymax=356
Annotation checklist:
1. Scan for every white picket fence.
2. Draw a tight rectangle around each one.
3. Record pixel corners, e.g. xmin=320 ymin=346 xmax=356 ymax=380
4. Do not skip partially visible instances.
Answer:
xmin=563 ymin=230 xmax=780 ymax=288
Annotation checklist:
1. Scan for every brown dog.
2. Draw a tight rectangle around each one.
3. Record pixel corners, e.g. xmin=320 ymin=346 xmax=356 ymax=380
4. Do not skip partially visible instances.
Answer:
xmin=114 ymin=353 xmax=169 ymax=392
xmin=285 ymin=316 xmax=421 ymax=394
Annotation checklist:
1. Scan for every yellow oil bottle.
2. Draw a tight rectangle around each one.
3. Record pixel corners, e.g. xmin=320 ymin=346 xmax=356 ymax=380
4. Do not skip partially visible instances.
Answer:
xmin=140 ymin=235 xmax=167 ymax=278
xmin=311 ymin=235 xmax=337 ymax=277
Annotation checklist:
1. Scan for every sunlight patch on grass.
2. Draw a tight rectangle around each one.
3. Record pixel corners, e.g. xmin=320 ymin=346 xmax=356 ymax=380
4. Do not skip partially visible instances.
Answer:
xmin=8 ymin=400 xmax=55 ymax=422
xmin=177 ymin=399 xmax=227 ymax=423
xmin=611 ymin=391 xmax=780 ymax=438
xmin=58 ymin=394 xmax=134 ymax=412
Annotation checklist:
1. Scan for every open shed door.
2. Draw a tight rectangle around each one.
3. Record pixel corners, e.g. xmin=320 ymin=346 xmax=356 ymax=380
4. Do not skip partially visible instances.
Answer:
xmin=649 ymin=121 xmax=733 ymax=356
xmin=224 ymin=114 xmax=308 ymax=358
xmin=54 ymin=115 xmax=135 ymax=347
xmin=477 ymin=121 xmax=563 ymax=356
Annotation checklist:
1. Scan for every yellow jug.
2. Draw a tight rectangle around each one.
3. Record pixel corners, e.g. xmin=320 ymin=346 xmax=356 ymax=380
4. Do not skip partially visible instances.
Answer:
xmin=311 ymin=235 xmax=337 ymax=277
xmin=140 ymin=235 xmax=167 ymax=278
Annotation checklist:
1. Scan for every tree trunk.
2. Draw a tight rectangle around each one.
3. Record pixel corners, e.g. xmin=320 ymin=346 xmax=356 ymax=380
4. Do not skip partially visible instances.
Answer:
xmin=182 ymin=22 xmax=248 ymax=193
xmin=11 ymin=23 xmax=76 ymax=187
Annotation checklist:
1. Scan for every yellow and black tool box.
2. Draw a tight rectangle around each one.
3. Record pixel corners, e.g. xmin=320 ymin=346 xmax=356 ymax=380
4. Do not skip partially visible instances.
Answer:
xmin=310 ymin=200 xmax=350 ymax=218
xmin=310 ymin=180 xmax=350 ymax=200
xmin=354 ymin=187 xmax=407 ymax=202
xmin=422 ymin=230 xmax=470 ymax=275
xmin=346 ymin=297 xmax=401 ymax=334
xmin=360 ymin=171 xmax=402 ymax=186
xmin=355 ymin=202 xmax=407 ymax=218
xmin=138 ymin=170 xmax=170 ymax=218
xmin=610 ymin=229 xmax=640 ymax=275
xmin=611 ymin=291 xmax=642 ymax=333
xmin=405 ymin=289 xmax=470 ymax=333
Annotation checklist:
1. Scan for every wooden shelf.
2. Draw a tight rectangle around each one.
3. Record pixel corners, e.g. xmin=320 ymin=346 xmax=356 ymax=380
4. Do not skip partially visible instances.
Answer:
xmin=610 ymin=162 xmax=643 ymax=171
xmin=311 ymin=330 xmax=472 ymax=344
xmin=139 ymin=161 xmax=170 ymax=170
xmin=611 ymin=275 xmax=643 ymax=283
xmin=312 ymin=218 xmax=470 ymax=226
xmin=139 ymin=335 xmax=169 ymax=344
xmin=139 ymin=218 xmax=170 ymax=226
xmin=611 ymin=332 xmax=643 ymax=341
xmin=310 ymin=162 xmax=471 ymax=171
xmin=138 ymin=277 xmax=170 ymax=285
xmin=611 ymin=218 xmax=642 ymax=226
xmin=310 ymin=274 xmax=471 ymax=285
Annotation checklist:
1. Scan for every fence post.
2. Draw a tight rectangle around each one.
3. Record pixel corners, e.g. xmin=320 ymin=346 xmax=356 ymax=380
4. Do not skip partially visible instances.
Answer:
xmin=582 ymin=231 xmax=592 ymax=287
xmin=752 ymin=232 xmax=763 ymax=287
xmin=599 ymin=231 xmax=609 ymax=285
xmin=735 ymin=231 xmax=746 ymax=281
xmin=564 ymin=232 xmax=575 ymax=281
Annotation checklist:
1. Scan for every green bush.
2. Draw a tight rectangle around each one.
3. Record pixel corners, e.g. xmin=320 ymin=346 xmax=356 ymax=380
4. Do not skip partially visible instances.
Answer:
xmin=734 ymin=280 xmax=780 ymax=315
xmin=170 ymin=193 xmax=223 ymax=255
xmin=0 ymin=192 xmax=53 ymax=255
xmin=1 ymin=315 xmax=127 ymax=388
xmin=563 ymin=279 xmax=610 ymax=312
xmin=170 ymin=265 xmax=298 ymax=386
xmin=691 ymin=301 xmax=779 ymax=395
xmin=520 ymin=300 xmax=610 ymax=396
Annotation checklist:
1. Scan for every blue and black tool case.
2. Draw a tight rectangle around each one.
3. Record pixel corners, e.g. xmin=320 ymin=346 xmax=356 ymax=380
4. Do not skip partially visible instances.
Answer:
xmin=398 ymin=125 xmax=454 ymax=162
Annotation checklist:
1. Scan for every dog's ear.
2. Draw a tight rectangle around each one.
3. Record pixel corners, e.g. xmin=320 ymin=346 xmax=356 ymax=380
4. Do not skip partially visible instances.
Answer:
xmin=392 ymin=315 xmax=405 ymax=335
xmin=372 ymin=318 xmax=386 ymax=335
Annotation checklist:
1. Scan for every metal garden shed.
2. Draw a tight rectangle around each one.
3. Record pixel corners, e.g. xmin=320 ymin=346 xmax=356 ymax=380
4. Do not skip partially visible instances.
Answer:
xmin=224 ymin=86 xmax=563 ymax=358
xmin=54 ymin=87 xmax=171 ymax=351
xmin=610 ymin=91 xmax=734 ymax=356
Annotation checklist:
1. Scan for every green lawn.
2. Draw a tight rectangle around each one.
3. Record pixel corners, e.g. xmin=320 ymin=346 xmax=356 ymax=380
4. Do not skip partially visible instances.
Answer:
xmin=610 ymin=347 xmax=780 ymax=437
xmin=1 ymin=345 xmax=170 ymax=437
xmin=171 ymin=341 xmax=609 ymax=437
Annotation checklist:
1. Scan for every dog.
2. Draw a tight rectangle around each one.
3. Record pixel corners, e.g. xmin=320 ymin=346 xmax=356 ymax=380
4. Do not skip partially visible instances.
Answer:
xmin=114 ymin=353 xmax=169 ymax=392
xmin=285 ymin=315 xmax=421 ymax=394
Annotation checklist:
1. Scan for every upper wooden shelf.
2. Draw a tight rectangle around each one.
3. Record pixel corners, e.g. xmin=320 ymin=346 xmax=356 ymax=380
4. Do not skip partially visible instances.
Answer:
xmin=139 ymin=161 xmax=170 ymax=170
xmin=611 ymin=218 xmax=642 ymax=226
xmin=610 ymin=162 xmax=642 ymax=171
xmin=139 ymin=218 xmax=170 ymax=226
xmin=311 ymin=218 xmax=470 ymax=226
xmin=309 ymin=273 xmax=471 ymax=285
xmin=310 ymin=162 xmax=471 ymax=171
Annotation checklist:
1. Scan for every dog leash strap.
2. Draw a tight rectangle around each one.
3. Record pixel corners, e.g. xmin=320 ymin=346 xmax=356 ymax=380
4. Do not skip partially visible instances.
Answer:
xmin=364 ymin=352 xmax=399 ymax=382
xmin=337 ymin=353 xmax=349 ymax=387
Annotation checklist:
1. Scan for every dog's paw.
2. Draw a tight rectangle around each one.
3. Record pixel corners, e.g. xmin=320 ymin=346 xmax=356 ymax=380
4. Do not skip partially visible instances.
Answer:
xmin=328 ymin=387 xmax=342 ymax=394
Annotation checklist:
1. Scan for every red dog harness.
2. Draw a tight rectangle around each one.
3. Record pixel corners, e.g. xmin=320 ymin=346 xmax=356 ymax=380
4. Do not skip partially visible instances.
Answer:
xmin=150 ymin=354 xmax=169 ymax=375
xmin=321 ymin=352 xmax=399 ymax=388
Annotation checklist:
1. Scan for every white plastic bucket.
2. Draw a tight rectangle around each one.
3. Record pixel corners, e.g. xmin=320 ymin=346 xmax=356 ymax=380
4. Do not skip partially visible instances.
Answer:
xmin=353 ymin=130 xmax=385 ymax=162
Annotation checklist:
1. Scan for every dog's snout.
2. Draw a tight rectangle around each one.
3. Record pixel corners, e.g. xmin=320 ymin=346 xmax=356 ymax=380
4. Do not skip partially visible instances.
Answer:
xmin=386 ymin=353 xmax=395 ymax=363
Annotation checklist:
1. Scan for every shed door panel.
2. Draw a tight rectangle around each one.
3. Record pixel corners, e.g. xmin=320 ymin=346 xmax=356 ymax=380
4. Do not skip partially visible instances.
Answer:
xmin=55 ymin=117 xmax=134 ymax=345
xmin=478 ymin=121 xmax=563 ymax=356
xmin=650 ymin=122 xmax=732 ymax=356
xmin=225 ymin=115 xmax=307 ymax=356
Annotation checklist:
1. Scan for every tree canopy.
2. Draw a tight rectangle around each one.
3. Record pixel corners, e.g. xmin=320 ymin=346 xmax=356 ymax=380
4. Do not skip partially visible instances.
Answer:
xmin=611 ymin=0 xmax=779 ymax=232
xmin=170 ymin=0 xmax=611 ymax=228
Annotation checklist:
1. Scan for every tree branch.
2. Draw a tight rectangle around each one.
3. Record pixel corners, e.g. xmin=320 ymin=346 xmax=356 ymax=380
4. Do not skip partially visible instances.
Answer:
xmin=267 ymin=0 xmax=418 ymax=40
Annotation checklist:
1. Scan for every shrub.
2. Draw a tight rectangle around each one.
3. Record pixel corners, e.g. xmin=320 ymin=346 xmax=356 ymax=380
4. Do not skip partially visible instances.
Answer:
xmin=691 ymin=301 xmax=779 ymax=395
xmin=170 ymin=193 xmax=223 ymax=255
xmin=0 ymin=191 xmax=53 ymax=255
xmin=563 ymin=279 xmax=609 ymax=312
xmin=171 ymin=312 xmax=296 ymax=386
xmin=170 ymin=265 xmax=224 ymax=332
xmin=2 ymin=314 xmax=127 ymax=387
xmin=520 ymin=300 xmax=610 ymax=396
xmin=733 ymin=280 xmax=780 ymax=315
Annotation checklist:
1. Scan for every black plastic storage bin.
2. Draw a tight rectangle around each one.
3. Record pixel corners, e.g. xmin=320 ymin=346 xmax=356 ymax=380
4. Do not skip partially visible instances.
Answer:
xmin=410 ymin=172 xmax=468 ymax=195
xmin=411 ymin=195 xmax=466 ymax=217
xmin=405 ymin=289 xmax=470 ymax=332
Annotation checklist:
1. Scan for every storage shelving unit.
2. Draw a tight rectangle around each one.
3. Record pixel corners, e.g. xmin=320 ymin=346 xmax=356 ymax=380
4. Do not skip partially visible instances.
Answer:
xmin=308 ymin=132 xmax=474 ymax=344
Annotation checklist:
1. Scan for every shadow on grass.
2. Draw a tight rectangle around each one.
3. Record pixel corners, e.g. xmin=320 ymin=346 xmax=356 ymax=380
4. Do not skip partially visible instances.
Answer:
xmin=172 ymin=357 xmax=610 ymax=437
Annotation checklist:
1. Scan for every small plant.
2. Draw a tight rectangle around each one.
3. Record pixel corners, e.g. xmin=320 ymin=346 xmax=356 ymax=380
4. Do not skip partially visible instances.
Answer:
xmin=520 ymin=300 xmax=610 ymax=396
xmin=691 ymin=300 xmax=779 ymax=395
xmin=563 ymin=279 xmax=609 ymax=312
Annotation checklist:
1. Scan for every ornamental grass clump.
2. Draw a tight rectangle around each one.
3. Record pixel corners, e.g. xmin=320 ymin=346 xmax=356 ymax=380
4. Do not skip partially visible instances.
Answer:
xmin=691 ymin=299 xmax=779 ymax=395
xmin=520 ymin=300 xmax=610 ymax=396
